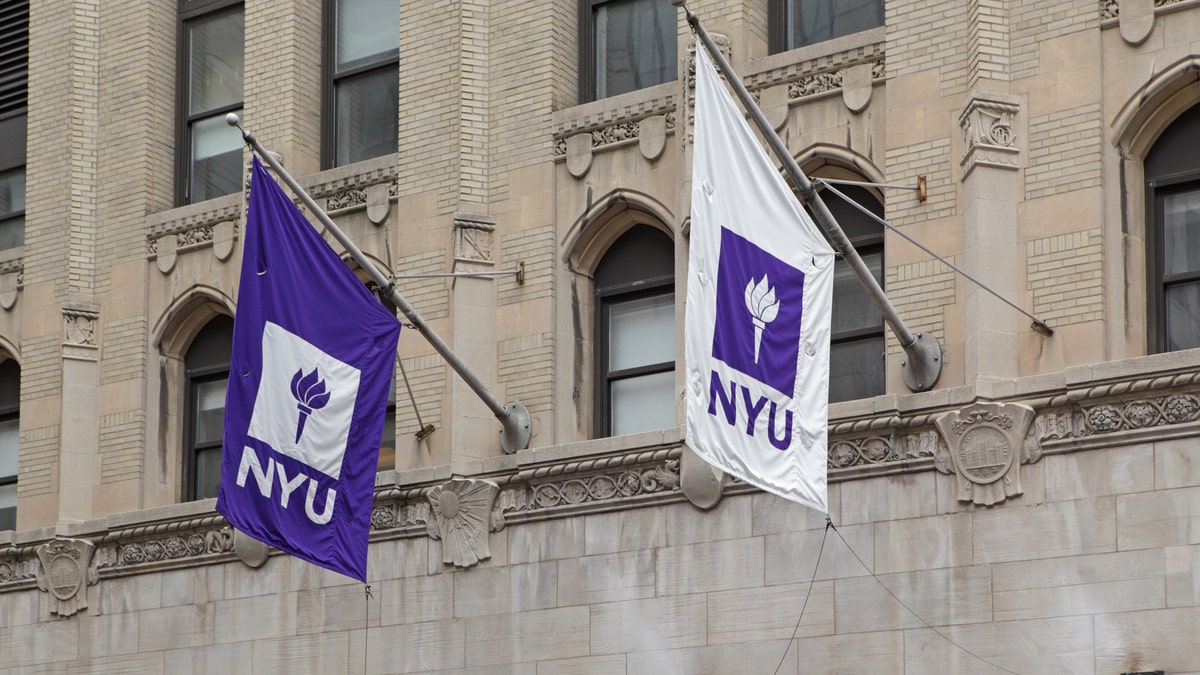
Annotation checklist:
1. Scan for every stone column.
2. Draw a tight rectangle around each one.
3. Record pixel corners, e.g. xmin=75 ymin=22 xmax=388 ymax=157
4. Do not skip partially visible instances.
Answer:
xmin=958 ymin=92 xmax=1022 ymax=383
xmin=449 ymin=214 xmax=499 ymax=462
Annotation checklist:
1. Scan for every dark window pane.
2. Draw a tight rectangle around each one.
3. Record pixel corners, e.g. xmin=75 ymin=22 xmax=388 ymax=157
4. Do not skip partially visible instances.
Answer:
xmin=610 ymin=370 xmax=675 ymax=435
xmin=1165 ymin=281 xmax=1200 ymax=352
xmin=194 ymin=446 xmax=222 ymax=500
xmin=0 ymin=215 xmax=23 ymax=250
xmin=1163 ymin=188 xmax=1200 ymax=276
xmin=593 ymin=0 xmax=676 ymax=99
xmin=829 ymin=336 xmax=884 ymax=403
xmin=0 ymin=487 xmax=14 ymax=530
xmin=608 ymin=293 xmax=675 ymax=371
xmin=336 ymin=68 xmax=399 ymax=165
xmin=188 ymin=11 xmax=244 ymax=116
xmin=0 ymin=168 xmax=24 ymax=217
xmin=336 ymin=0 xmax=400 ymax=72
xmin=786 ymin=0 xmax=884 ymax=50
xmin=189 ymin=109 xmax=243 ymax=203
xmin=831 ymin=250 xmax=883 ymax=336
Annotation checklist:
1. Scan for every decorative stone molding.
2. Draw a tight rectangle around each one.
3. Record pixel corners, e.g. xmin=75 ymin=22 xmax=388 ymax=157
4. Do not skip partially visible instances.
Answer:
xmin=453 ymin=213 xmax=496 ymax=264
xmin=828 ymin=429 xmax=942 ymax=469
xmin=91 ymin=517 xmax=236 ymax=578
xmin=1102 ymin=0 xmax=1190 ymax=23
xmin=958 ymin=92 xmax=1020 ymax=179
xmin=934 ymin=402 xmax=1038 ymax=506
xmin=5 ymin=366 xmax=1200 ymax=593
xmin=35 ymin=539 xmax=95 ymax=617
xmin=62 ymin=304 xmax=99 ymax=361
xmin=0 ymin=258 xmax=21 ymax=310
xmin=426 ymin=478 xmax=500 ymax=569
xmin=1119 ymin=0 xmax=1155 ymax=43
xmin=147 ymin=200 xmax=241 ymax=275
xmin=0 ymin=549 xmax=38 ymax=586
xmin=1083 ymin=393 xmax=1200 ymax=433
xmin=556 ymin=110 xmax=677 ymax=178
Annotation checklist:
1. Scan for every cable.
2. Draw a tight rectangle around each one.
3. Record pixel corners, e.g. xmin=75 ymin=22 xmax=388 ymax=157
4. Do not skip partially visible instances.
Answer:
xmin=773 ymin=517 xmax=831 ymax=675
xmin=827 ymin=521 xmax=1020 ymax=675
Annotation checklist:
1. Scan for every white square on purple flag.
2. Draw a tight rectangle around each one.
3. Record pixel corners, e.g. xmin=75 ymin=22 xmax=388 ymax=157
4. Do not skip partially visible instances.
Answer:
xmin=711 ymin=226 xmax=806 ymax=396
xmin=246 ymin=321 xmax=360 ymax=480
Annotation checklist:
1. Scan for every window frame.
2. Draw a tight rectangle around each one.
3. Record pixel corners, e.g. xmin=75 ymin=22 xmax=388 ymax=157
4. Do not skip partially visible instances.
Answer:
xmin=0 ymin=358 xmax=19 ymax=531
xmin=577 ymin=0 xmax=677 ymax=104
xmin=811 ymin=180 xmax=886 ymax=402
xmin=182 ymin=367 xmax=227 ymax=502
xmin=1146 ymin=170 xmax=1200 ymax=353
xmin=175 ymin=0 xmax=244 ymax=206
xmin=591 ymin=223 xmax=676 ymax=438
xmin=0 ymin=0 xmax=29 ymax=252
xmin=321 ymin=0 xmax=400 ymax=169
xmin=768 ymin=0 xmax=886 ymax=55
xmin=181 ymin=314 xmax=233 ymax=502
xmin=595 ymin=275 xmax=675 ymax=437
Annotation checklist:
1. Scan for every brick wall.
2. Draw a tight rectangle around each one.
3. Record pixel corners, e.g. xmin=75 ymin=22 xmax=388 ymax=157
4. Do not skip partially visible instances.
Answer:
xmin=1027 ymin=229 xmax=1104 ymax=326
xmin=1026 ymin=103 xmax=1103 ymax=200
xmin=885 ymin=139 xmax=955 ymax=227
xmin=887 ymin=0 xmax=971 ymax=97
xmin=885 ymin=258 xmax=957 ymax=354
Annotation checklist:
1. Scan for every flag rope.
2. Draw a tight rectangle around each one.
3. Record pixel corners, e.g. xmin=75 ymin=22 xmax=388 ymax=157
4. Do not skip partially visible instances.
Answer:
xmin=772 ymin=517 xmax=830 ymax=675
xmin=826 ymin=520 xmax=1021 ymax=675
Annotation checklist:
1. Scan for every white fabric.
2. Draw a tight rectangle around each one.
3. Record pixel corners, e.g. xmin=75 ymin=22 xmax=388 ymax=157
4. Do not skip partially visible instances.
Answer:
xmin=685 ymin=44 xmax=835 ymax=513
xmin=247 ymin=322 xmax=361 ymax=480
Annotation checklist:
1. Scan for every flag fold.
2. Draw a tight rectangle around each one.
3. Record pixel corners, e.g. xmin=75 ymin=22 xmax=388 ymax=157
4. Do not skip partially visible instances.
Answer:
xmin=685 ymin=44 xmax=835 ymax=513
xmin=217 ymin=157 xmax=401 ymax=581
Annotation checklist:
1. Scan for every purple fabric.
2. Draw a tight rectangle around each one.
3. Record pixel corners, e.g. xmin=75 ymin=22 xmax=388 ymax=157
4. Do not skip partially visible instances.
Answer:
xmin=711 ymin=227 xmax=806 ymax=396
xmin=216 ymin=157 xmax=401 ymax=582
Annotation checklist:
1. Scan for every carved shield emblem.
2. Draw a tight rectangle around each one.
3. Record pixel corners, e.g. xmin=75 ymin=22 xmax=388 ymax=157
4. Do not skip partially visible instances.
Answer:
xmin=934 ymin=402 xmax=1036 ymax=506
xmin=35 ymin=539 xmax=95 ymax=617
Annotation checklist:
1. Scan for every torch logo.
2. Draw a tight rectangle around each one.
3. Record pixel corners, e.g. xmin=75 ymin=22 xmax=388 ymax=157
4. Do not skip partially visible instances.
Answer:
xmin=290 ymin=368 xmax=330 ymax=443
xmin=744 ymin=275 xmax=779 ymax=364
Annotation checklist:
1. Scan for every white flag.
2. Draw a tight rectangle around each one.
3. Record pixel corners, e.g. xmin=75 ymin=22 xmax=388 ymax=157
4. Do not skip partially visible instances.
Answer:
xmin=685 ymin=44 xmax=835 ymax=513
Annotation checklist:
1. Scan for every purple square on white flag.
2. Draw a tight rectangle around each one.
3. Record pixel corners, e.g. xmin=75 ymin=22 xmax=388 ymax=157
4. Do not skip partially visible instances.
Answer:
xmin=711 ymin=227 xmax=806 ymax=397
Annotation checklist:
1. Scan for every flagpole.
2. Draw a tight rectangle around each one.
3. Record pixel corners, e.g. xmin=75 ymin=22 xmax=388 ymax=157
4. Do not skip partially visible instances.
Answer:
xmin=227 ymin=115 xmax=532 ymax=453
xmin=675 ymin=0 xmax=943 ymax=393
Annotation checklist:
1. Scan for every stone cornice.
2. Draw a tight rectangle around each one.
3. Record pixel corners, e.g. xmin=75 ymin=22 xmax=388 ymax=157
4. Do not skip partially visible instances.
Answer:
xmin=4 ymin=351 xmax=1200 ymax=585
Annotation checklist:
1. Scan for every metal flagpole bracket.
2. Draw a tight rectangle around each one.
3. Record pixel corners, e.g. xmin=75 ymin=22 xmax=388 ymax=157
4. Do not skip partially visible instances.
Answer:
xmin=498 ymin=401 xmax=531 ymax=455
xmin=228 ymin=113 xmax=534 ymax=451
xmin=901 ymin=333 xmax=941 ymax=392
xmin=676 ymin=2 xmax=943 ymax=393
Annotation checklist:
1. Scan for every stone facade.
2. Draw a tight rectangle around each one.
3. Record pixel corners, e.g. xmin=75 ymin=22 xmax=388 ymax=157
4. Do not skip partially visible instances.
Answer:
xmin=2 ymin=0 xmax=1200 ymax=671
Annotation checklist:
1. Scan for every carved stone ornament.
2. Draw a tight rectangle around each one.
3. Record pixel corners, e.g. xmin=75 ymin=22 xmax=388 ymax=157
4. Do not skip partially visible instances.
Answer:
xmin=63 ymin=304 xmax=99 ymax=361
xmin=1119 ymin=0 xmax=1155 ymax=44
xmin=35 ymin=539 xmax=96 ymax=617
xmin=566 ymin=132 xmax=593 ymax=178
xmin=0 ymin=267 xmax=20 ymax=310
xmin=934 ymin=402 xmax=1037 ymax=506
xmin=366 ymin=183 xmax=391 ymax=225
xmin=639 ymin=115 xmax=667 ymax=161
xmin=841 ymin=62 xmax=874 ymax=113
xmin=958 ymin=93 xmax=1020 ymax=179
xmin=426 ymin=478 xmax=500 ymax=568
xmin=680 ymin=443 xmax=724 ymax=510
xmin=453 ymin=213 xmax=496 ymax=264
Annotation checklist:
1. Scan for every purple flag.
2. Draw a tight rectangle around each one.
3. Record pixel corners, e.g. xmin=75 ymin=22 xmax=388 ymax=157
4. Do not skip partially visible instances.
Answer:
xmin=216 ymin=157 xmax=401 ymax=582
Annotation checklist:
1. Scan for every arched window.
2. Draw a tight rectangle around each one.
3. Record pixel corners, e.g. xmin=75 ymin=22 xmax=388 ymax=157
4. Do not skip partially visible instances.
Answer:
xmin=820 ymin=183 xmax=885 ymax=402
xmin=594 ymin=224 xmax=675 ymax=436
xmin=183 ymin=314 xmax=233 ymax=500
xmin=1145 ymin=103 xmax=1200 ymax=353
xmin=0 ymin=358 xmax=18 ymax=530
